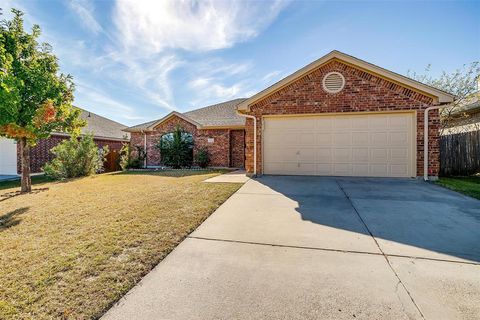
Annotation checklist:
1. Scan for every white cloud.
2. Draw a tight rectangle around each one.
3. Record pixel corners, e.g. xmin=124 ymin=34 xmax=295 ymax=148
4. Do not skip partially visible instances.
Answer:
xmin=113 ymin=0 xmax=288 ymax=54
xmin=262 ymin=70 xmax=282 ymax=83
xmin=67 ymin=0 xmax=103 ymax=34
xmin=74 ymin=80 xmax=148 ymax=124
xmin=187 ymin=77 xmax=247 ymax=106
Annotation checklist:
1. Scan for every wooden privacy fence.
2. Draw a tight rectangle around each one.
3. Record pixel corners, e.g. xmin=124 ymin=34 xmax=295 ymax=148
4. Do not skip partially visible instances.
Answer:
xmin=440 ymin=130 xmax=480 ymax=176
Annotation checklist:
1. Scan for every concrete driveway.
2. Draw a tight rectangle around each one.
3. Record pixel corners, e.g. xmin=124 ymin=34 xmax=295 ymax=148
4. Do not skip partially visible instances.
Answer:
xmin=103 ymin=176 xmax=480 ymax=320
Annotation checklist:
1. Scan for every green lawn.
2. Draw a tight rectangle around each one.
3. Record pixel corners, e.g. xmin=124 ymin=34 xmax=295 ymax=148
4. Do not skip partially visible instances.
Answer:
xmin=436 ymin=176 xmax=480 ymax=200
xmin=0 ymin=170 xmax=242 ymax=319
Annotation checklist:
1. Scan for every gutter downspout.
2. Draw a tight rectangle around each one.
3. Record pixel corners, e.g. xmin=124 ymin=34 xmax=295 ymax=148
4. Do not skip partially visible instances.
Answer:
xmin=424 ymin=105 xmax=447 ymax=181
xmin=236 ymin=110 xmax=257 ymax=176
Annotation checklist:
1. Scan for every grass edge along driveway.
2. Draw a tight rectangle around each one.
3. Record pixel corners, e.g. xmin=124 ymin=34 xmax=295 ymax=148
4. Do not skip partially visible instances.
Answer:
xmin=0 ymin=170 xmax=242 ymax=319
xmin=435 ymin=176 xmax=480 ymax=200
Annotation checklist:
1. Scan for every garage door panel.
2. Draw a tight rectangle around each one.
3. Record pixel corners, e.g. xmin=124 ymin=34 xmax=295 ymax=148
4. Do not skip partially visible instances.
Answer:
xmin=316 ymin=148 xmax=333 ymax=162
xmin=389 ymin=131 xmax=408 ymax=144
xmin=299 ymin=133 xmax=315 ymax=145
xmin=391 ymin=164 xmax=409 ymax=176
xmin=316 ymin=118 xmax=333 ymax=131
xmin=370 ymin=164 xmax=388 ymax=176
xmin=389 ymin=115 xmax=409 ymax=129
xmin=333 ymin=148 xmax=352 ymax=162
xmin=316 ymin=163 xmax=333 ymax=175
xmin=352 ymin=132 xmax=369 ymax=145
xmin=369 ymin=117 xmax=388 ymax=129
xmin=391 ymin=148 xmax=408 ymax=162
xmin=316 ymin=133 xmax=333 ymax=145
xmin=334 ymin=163 xmax=352 ymax=175
xmin=263 ymin=113 xmax=414 ymax=177
xmin=352 ymin=164 xmax=369 ymax=176
xmin=370 ymin=132 xmax=388 ymax=145
xmin=333 ymin=132 xmax=351 ymax=145
xmin=351 ymin=116 xmax=369 ymax=129
xmin=352 ymin=148 xmax=369 ymax=162
xmin=334 ymin=117 xmax=352 ymax=129
xmin=299 ymin=149 xmax=315 ymax=162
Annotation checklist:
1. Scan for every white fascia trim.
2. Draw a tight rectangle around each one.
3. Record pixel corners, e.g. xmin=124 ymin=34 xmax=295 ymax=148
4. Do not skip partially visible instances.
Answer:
xmin=145 ymin=111 xmax=203 ymax=130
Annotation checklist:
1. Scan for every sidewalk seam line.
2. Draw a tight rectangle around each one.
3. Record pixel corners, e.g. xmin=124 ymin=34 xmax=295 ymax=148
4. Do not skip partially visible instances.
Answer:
xmin=188 ymin=236 xmax=477 ymax=265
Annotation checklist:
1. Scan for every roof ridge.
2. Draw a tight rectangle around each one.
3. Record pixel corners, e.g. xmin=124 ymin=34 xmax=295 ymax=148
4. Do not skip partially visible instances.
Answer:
xmin=184 ymin=98 xmax=247 ymax=115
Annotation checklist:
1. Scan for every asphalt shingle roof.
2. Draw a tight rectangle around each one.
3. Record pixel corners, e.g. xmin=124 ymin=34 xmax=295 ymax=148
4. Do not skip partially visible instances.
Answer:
xmin=73 ymin=108 xmax=130 ymax=140
xmin=125 ymin=98 xmax=247 ymax=132
xmin=183 ymin=98 xmax=246 ymax=127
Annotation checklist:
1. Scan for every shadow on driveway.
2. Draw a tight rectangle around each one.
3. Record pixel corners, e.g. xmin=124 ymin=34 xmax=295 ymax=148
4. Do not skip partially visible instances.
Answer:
xmin=255 ymin=175 xmax=480 ymax=263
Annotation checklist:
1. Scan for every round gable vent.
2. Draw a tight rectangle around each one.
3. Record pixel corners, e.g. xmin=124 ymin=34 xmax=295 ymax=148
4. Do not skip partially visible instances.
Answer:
xmin=322 ymin=72 xmax=345 ymax=93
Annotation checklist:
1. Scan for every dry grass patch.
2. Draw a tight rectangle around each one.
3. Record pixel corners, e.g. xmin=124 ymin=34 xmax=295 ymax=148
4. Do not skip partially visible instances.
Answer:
xmin=0 ymin=170 xmax=242 ymax=319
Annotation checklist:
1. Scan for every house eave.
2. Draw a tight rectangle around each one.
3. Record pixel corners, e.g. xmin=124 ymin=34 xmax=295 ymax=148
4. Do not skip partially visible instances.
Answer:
xmin=52 ymin=132 xmax=129 ymax=142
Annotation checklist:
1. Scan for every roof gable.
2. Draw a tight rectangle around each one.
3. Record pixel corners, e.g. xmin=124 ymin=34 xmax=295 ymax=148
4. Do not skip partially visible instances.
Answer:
xmin=237 ymin=51 xmax=454 ymax=111
xmin=125 ymin=98 xmax=246 ymax=132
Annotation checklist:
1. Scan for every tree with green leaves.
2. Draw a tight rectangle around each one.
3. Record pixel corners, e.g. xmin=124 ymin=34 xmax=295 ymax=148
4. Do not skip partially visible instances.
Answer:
xmin=408 ymin=62 xmax=480 ymax=134
xmin=156 ymin=126 xmax=194 ymax=169
xmin=0 ymin=9 xmax=84 ymax=192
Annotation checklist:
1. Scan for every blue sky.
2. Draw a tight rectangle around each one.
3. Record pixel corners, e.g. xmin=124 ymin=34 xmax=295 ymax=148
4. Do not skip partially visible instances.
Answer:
xmin=1 ymin=0 xmax=479 ymax=126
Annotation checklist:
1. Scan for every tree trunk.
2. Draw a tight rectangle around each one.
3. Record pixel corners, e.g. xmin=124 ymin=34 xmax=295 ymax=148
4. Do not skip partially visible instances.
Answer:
xmin=20 ymin=137 xmax=32 ymax=193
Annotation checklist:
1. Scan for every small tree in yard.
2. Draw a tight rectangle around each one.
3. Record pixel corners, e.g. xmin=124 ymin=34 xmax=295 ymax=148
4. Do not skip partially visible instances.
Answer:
xmin=42 ymin=133 xmax=108 ymax=180
xmin=156 ymin=126 xmax=193 ymax=169
xmin=408 ymin=62 xmax=480 ymax=134
xmin=0 ymin=9 xmax=84 ymax=192
xmin=119 ymin=144 xmax=146 ymax=170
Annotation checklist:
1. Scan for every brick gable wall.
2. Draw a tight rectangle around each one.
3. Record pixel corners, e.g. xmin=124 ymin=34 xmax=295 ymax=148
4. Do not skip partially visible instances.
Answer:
xmin=243 ymin=59 xmax=440 ymax=177
xmin=129 ymin=115 xmax=245 ymax=168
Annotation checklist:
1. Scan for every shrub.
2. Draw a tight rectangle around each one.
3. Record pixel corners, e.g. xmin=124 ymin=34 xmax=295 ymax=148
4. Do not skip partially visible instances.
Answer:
xmin=156 ymin=126 xmax=193 ymax=168
xmin=119 ymin=144 xmax=130 ymax=171
xmin=195 ymin=147 xmax=210 ymax=168
xmin=43 ymin=134 xmax=109 ymax=179
xmin=119 ymin=144 xmax=145 ymax=170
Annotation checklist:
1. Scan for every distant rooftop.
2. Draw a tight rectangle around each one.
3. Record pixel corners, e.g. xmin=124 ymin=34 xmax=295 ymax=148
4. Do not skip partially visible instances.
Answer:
xmin=56 ymin=108 xmax=130 ymax=141
xmin=125 ymin=98 xmax=247 ymax=132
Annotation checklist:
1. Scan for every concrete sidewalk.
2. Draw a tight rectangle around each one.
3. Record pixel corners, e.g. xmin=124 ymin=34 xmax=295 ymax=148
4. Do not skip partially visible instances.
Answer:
xmin=103 ymin=176 xmax=480 ymax=320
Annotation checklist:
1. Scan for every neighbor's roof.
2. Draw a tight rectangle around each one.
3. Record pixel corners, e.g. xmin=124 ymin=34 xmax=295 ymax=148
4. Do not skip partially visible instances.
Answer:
xmin=237 ymin=50 xmax=455 ymax=111
xmin=57 ymin=108 xmax=130 ymax=141
xmin=453 ymin=93 xmax=480 ymax=114
xmin=124 ymin=98 xmax=247 ymax=132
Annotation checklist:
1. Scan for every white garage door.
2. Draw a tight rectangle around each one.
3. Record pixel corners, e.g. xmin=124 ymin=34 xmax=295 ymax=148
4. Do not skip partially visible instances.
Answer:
xmin=263 ymin=113 xmax=415 ymax=177
xmin=0 ymin=138 xmax=18 ymax=175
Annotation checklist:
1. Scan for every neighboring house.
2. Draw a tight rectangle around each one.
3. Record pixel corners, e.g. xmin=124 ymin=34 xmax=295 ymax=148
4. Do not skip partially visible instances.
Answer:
xmin=124 ymin=99 xmax=246 ymax=168
xmin=442 ymin=92 xmax=480 ymax=135
xmin=127 ymin=50 xmax=455 ymax=179
xmin=0 ymin=108 xmax=130 ymax=176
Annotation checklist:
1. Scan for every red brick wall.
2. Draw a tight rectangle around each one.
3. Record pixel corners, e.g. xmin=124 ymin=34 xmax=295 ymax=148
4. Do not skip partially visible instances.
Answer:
xmin=17 ymin=135 xmax=126 ymax=174
xmin=243 ymin=59 xmax=440 ymax=177
xmin=196 ymin=129 xmax=231 ymax=167
xmin=130 ymin=115 xmax=241 ymax=168
xmin=230 ymin=130 xmax=245 ymax=168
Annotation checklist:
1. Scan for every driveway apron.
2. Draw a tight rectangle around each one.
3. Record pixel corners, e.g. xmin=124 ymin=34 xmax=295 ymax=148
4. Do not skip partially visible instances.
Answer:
xmin=103 ymin=176 xmax=480 ymax=320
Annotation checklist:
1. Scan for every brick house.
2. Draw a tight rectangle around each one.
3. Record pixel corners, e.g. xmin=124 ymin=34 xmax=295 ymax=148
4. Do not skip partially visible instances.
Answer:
xmin=0 ymin=108 xmax=130 ymax=175
xmin=124 ymin=99 xmax=246 ymax=168
xmin=126 ymin=51 xmax=454 ymax=179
